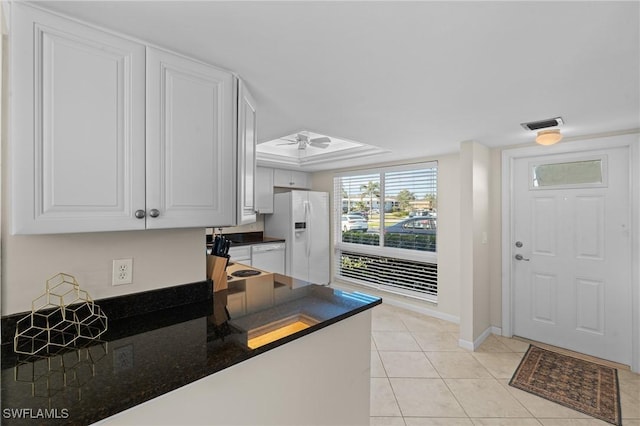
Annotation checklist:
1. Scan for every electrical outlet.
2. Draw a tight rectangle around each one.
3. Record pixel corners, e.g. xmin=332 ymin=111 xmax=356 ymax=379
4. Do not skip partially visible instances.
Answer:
xmin=112 ymin=258 xmax=133 ymax=286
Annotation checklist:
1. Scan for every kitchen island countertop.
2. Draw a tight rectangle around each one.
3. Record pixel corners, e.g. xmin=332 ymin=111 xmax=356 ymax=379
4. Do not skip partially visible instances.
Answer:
xmin=1 ymin=281 xmax=380 ymax=425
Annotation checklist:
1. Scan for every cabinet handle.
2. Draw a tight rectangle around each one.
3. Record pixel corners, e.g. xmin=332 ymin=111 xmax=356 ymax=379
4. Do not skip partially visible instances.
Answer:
xmin=135 ymin=209 xmax=146 ymax=219
xmin=149 ymin=209 xmax=160 ymax=218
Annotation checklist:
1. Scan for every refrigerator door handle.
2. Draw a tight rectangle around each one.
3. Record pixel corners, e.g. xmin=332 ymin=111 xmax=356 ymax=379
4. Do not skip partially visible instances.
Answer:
xmin=304 ymin=201 xmax=311 ymax=259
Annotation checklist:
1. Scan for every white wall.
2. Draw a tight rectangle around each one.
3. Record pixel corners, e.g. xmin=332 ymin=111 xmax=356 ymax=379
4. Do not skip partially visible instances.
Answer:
xmin=312 ymin=153 xmax=461 ymax=320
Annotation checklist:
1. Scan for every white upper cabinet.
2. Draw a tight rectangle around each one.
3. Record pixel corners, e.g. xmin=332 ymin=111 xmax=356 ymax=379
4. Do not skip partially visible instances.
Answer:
xmin=10 ymin=4 xmax=238 ymax=234
xmin=146 ymin=48 xmax=235 ymax=229
xmin=273 ymin=169 xmax=311 ymax=189
xmin=255 ymin=167 xmax=274 ymax=214
xmin=11 ymin=4 xmax=146 ymax=234
xmin=236 ymin=79 xmax=257 ymax=225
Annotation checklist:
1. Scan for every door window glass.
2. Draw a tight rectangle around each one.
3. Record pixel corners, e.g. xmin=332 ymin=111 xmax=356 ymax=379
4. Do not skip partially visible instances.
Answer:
xmin=531 ymin=158 xmax=605 ymax=189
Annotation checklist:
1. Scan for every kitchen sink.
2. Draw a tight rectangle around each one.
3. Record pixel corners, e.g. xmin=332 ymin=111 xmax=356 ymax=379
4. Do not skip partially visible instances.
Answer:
xmin=247 ymin=314 xmax=318 ymax=349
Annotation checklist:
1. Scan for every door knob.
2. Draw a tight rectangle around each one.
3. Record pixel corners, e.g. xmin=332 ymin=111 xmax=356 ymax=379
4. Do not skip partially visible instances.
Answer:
xmin=135 ymin=209 xmax=146 ymax=219
xmin=514 ymin=254 xmax=530 ymax=261
xmin=149 ymin=209 xmax=160 ymax=218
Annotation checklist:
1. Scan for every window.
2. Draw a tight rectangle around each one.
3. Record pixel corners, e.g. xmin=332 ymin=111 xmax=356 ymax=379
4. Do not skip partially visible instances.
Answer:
xmin=334 ymin=162 xmax=438 ymax=301
xmin=531 ymin=157 xmax=606 ymax=189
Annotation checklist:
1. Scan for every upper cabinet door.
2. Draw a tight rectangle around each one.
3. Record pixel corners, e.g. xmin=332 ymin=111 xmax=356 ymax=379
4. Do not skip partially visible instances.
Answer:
xmin=273 ymin=169 xmax=311 ymax=189
xmin=146 ymin=48 xmax=235 ymax=229
xmin=11 ymin=4 xmax=146 ymax=234
xmin=237 ymin=79 xmax=257 ymax=225
xmin=255 ymin=167 xmax=274 ymax=214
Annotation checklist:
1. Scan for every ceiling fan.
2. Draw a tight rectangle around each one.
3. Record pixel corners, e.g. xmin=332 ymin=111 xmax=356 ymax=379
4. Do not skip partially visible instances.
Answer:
xmin=277 ymin=133 xmax=331 ymax=150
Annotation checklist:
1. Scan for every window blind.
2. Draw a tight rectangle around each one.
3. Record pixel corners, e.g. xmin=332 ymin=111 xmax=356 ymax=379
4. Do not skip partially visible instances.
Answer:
xmin=336 ymin=250 xmax=438 ymax=300
xmin=333 ymin=162 xmax=438 ymax=301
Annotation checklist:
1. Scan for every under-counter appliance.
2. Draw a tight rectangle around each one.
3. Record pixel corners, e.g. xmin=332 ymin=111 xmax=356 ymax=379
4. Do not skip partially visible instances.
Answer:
xmin=265 ymin=191 xmax=329 ymax=285
xmin=251 ymin=243 xmax=285 ymax=275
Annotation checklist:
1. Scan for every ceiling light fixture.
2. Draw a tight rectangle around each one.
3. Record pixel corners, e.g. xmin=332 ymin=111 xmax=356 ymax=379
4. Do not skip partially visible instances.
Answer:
xmin=535 ymin=129 xmax=563 ymax=146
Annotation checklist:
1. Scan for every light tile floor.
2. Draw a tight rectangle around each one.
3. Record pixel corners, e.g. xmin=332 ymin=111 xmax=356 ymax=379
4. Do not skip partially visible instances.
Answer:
xmin=370 ymin=303 xmax=640 ymax=426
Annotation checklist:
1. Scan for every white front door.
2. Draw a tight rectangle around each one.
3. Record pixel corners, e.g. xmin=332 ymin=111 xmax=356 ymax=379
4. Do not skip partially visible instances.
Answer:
xmin=512 ymin=147 xmax=632 ymax=365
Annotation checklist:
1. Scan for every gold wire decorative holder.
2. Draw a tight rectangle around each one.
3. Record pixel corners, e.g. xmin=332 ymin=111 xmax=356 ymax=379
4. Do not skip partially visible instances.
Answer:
xmin=14 ymin=273 xmax=108 ymax=356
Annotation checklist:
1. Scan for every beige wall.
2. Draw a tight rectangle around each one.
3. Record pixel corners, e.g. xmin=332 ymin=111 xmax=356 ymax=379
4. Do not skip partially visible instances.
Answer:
xmin=489 ymin=148 xmax=503 ymax=328
xmin=312 ymin=153 xmax=462 ymax=320
xmin=459 ymin=141 xmax=492 ymax=345
xmin=208 ymin=215 xmax=264 ymax=236
xmin=1 ymin=227 xmax=207 ymax=315
xmin=1 ymin=4 xmax=5 ymax=316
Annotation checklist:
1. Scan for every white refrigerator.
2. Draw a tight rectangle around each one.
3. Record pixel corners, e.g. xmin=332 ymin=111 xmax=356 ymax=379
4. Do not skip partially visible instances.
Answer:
xmin=265 ymin=191 xmax=330 ymax=285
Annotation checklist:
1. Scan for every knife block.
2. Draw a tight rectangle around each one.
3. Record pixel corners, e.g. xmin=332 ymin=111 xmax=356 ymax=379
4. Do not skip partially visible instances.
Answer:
xmin=207 ymin=255 xmax=228 ymax=292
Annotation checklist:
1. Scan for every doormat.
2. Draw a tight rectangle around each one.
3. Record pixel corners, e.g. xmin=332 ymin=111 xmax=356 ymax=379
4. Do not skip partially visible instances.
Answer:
xmin=509 ymin=345 xmax=622 ymax=425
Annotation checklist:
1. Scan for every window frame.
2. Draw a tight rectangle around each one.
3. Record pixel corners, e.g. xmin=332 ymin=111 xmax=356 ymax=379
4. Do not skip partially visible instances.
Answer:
xmin=528 ymin=155 xmax=608 ymax=190
xmin=334 ymin=161 xmax=438 ymax=264
xmin=333 ymin=162 xmax=439 ymax=301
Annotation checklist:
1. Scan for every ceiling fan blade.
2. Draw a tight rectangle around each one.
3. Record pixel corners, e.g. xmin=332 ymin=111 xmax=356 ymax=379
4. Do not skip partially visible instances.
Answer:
xmin=276 ymin=137 xmax=299 ymax=146
xmin=309 ymin=141 xmax=330 ymax=148
xmin=310 ymin=136 xmax=331 ymax=144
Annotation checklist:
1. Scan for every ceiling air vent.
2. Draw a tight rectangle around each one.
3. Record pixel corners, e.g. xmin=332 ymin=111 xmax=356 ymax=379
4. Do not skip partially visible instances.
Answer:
xmin=521 ymin=117 xmax=564 ymax=131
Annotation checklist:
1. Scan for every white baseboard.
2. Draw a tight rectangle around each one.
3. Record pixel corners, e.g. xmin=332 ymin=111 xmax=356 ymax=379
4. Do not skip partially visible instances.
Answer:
xmin=330 ymin=281 xmax=506 ymax=351
xmin=331 ymin=280 xmax=460 ymax=325
xmin=458 ymin=326 xmax=500 ymax=351
xmin=379 ymin=295 xmax=460 ymax=324
xmin=458 ymin=339 xmax=474 ymax=351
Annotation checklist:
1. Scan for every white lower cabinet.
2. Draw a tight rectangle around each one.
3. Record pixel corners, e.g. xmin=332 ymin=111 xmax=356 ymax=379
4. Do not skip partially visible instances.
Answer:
xmin=228 ymin=246 xmax=251 ymax=264
xmin=10 ymin=3 xmax=240 ymax=234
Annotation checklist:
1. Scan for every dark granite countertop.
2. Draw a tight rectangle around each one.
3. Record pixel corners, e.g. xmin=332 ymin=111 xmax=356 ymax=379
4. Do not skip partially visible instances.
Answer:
xmin=1 ymin=283 xmax=380 ymax=425
xmin=207 ymin=231 xmax=285 ymax=248
xmin=229 ymin=236 xmax=285 ymax=246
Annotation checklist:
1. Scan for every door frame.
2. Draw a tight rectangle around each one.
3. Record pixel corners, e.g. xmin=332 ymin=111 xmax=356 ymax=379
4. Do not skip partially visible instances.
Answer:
xmin=501 ymin=133 xmax=640 ymax=372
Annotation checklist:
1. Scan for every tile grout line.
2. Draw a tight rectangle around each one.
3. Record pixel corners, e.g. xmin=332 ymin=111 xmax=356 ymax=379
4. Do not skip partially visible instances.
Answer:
xmin=372 ymin=304 xmax=615 ymax=425
xmin=383 ymin=370 xmax=406 ymax=421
